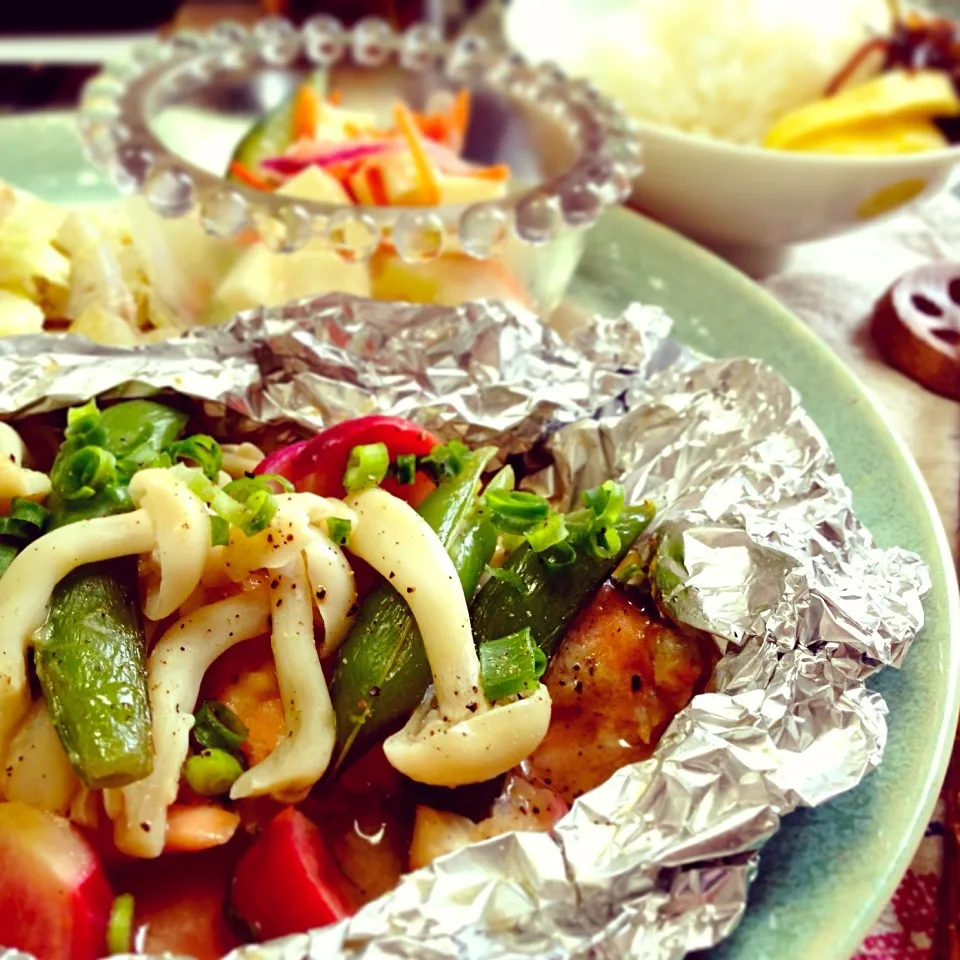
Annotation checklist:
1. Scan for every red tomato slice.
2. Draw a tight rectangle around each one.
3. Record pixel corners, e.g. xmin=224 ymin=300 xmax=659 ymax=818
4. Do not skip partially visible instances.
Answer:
xmin=230 ymin=807 xmax=353 ymax=941
xmin=255 ymin=416 xmax=439 ymax=503
xmin=0 ymin=801 xmax=114 ymax=960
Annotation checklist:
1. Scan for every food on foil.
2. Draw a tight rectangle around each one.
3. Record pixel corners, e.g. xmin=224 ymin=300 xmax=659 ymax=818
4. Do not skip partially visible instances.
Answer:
xmin=0 ymin=183 xmax=183 ymax=344
xmin=507 ymin=0 xmax=960 ymax=154
xmin=0 ymin=400 xmax=714 ymax=959
xmin=0 ymin=296 xmax=930 ymax=960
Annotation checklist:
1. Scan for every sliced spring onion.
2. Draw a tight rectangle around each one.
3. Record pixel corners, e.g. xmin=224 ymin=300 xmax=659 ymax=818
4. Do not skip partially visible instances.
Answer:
xmin=343 ymin=442 xmax=389 ymax=493
xmin=193 ymin=700 xmax=249 ymax=753
xmin=420 ymin=440 xmax=469 ymax=482
xmin=0 ymin=542 xmax=19 ymax=579
xmin=0 ymin=516 xmax=36 ymax=540
xmin=65 ymin=398 xmax=101 ymax=439
xmin=168 ymin=434 xmax=223 ymax=481
xmin=183 ymin=748 xmax=244 ymax=797
xmin=51 ymin=445 xmax=117 ymax=501
xmin=8 ymin=497 xmax=50 ymax=531
xmin=483 ymin=488 xmax=550 ymax=534
xmin=172 ymin=465 xmax=279 ymax=538
xmin=540 ymin=540 xmax=577 ymax=570
xmin=582 ymin=480 xmax=625 ymax=530
xmin=484 ymin=563 xmax=529 ymax=595
xmin=587 ymin=524 xmax=621 ymax=559
xmin=106 ymin=892 xmax=135 ymax=956
xmin=327 ymin=516 xmax=352 ymax=546
xmin=525 ymin=512 xmax=568 ymax=553
xmin=210 ymin=515 xmax=230 ymax=547
xmin=394 ymin=452 xmax=417 ymax=485
xmin=479 ymin=626 xmax=547 ymax=702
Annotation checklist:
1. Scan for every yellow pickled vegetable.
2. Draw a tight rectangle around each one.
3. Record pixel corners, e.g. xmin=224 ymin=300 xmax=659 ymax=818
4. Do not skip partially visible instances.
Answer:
xmin=782 ymin=118 xmax=948 ymax=155
xmin=763 ymin=69 xmax=960 ymax=153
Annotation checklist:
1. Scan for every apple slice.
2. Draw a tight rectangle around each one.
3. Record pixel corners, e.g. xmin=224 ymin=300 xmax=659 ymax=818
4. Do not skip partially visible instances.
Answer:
xmin=0 ymin=801 xmax=113 ymax=960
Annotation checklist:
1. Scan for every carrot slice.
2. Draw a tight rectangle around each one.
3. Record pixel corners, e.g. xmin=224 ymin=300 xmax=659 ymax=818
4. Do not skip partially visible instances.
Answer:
xmin=364 ymin=162 xmax=389 ymax=206
xmin=294 ymin=85 xmax=321 ymax=140
xmin=466 ymin=163 xmax=510 ymax=180
xmin=164 ymin=805 xmax=240 ymax=853
xmin=229 ymin=162 xmax=274 ymax=192
xmin=393 ymin=101 xmax=441 ymax=205
xmin=451 ymin=88 xmax=471 ymax=140
xmin=327 ymin=88 xmax=343 ymax=106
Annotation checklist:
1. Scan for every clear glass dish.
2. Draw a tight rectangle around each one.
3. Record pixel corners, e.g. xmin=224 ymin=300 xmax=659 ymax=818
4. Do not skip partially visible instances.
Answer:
xmin=77 ymin=16 xmax=640 ymax=326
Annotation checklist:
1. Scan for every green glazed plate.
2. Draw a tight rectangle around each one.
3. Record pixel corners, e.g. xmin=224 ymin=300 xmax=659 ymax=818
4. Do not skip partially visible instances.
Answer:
xmin=1 ymin=112 xmax=958 ymax=960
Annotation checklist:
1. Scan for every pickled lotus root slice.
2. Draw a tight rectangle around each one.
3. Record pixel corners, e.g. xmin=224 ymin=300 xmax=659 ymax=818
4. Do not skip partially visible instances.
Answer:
xmin=872 ymin=262 xmax=960 ymax=401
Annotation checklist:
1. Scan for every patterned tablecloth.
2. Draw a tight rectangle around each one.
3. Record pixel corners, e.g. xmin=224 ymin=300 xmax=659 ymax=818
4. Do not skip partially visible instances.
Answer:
xmin=760 ymin=196 xmax=960 ymax=959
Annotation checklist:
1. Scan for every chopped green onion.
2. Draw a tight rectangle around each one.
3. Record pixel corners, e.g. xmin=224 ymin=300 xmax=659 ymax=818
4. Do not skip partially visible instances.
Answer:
xmin=193 ymin=700 xmax=248 ymax=753
xmin=65 ymin=399 xmax=102 ymax=440
xmin=479 ymin=627 xmax=547 ymax=702
xmin=51 ymin=446 xmax=117 ymax=502
xmin=173 ymin=465 xmax=279 ymax=539
xmin=540 ymin=540 xmax=577 ymax=570
xmin=394 ymin=453 xmax=417 ymax=485
xmin=106 ymin=892 xmax=135 ymax=956
xmin=484 ymin=564 xmax=529 ymax=595
xmin=420 ymin=440 xmax=469 ymax=482
xmin=328 ymin=517 xmax=352 ymax=546
xmin=582 ymin=480 xmax=625 ymax=530
xmin=0 ymin=542 xmax=19 ymax=579
xmin=587 ymin=524 xmax=621 ymax=559
xmin=0 ymin=516 xmax=37 ymax=541
xmin=8 ymin=497 xmax=49 ymax=531
xmin=525 ymin=512 xmax=568 ymax=553
xmin=168 ymin=434 xmax=223 ymax=482
xmin=183 ymin=748 xmax=244 ymax=797
xmin=483 ymin=489 xmax=550 ymax=534
xmin=224 ymin=474 xmax=294 ymax=499
xmin=210 ymin=515 xmax=230 ymax=547
xmin=343 ymin=442 xmax=389 ymax=493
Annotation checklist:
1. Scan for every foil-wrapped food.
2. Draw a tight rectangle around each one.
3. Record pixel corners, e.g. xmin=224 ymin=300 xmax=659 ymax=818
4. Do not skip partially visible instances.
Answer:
xmin=0 ymin=294 xmax=928 ymax=960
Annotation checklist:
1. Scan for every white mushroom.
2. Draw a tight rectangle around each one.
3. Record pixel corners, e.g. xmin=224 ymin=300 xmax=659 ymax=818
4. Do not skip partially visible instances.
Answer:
xmin=0 ymin=468 xmax=210 ymax=760
xmin=345 ymin=488 xmax=552 ymax=788
xmin=230 ymin=551 xmax=336 ymax=802
xmin=0 ymin=422 xmax=50 ymax=505
xmin=113 ymin=588 xmax=271 ymax=857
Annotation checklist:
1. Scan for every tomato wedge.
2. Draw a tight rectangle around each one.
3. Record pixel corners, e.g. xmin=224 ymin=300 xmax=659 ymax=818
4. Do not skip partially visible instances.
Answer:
xmin=231 ymin=807 xmax=353 ymax=941
xmin=0 ymin=801 xmax=114 ymax=960
xmin=256 ymin=415 xmax=439 ymax=504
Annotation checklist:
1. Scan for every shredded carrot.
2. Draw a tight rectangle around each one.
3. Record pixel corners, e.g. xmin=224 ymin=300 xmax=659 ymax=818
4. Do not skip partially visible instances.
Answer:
xmin=229 ymin=162 xmax=274 ymax=192
xmin=451 ymin=88 xmax=471 ymax=140
xmin=164 ymin=804 xmax=240 ymax=853
xmin=364 ymin=162 xmax=389 ymax=206
xmin=328 ymin=88 xmax=343 ymax=106
xmin=343 ymin=121 xmax=363 ymax=138
xmin=393 ymin=101 xmax=441 ymax=205
xmin=293 ymin=84 xmax=321 ymax=140
xmin=466 ymin=164 xmax=511 ymax=181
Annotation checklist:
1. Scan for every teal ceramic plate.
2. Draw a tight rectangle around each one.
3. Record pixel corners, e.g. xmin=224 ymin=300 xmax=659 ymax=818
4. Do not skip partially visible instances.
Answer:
xmin=1 ymin=112 xmax=958 ymax=960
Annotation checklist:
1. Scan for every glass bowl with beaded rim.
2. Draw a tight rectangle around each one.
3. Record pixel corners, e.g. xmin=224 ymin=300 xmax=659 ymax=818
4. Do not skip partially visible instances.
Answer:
xmin=76 ymin=15 xmax=641 ymax=328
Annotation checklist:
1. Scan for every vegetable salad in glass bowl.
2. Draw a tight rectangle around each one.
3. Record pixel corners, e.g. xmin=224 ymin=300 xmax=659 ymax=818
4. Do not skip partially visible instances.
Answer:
xmin=0 ymin=400 xmax=714 ymax=959
xmin=78 ymin=17 xmax=640 ymax=326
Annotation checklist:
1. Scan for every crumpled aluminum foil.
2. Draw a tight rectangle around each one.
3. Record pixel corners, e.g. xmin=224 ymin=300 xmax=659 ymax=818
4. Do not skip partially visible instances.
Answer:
xmin=0 ymin=293 xmax=929 ymax=960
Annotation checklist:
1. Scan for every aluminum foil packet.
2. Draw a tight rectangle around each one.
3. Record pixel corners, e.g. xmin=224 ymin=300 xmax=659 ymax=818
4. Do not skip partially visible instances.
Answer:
xmin=0 ymin=294 xmax=929 ymax=960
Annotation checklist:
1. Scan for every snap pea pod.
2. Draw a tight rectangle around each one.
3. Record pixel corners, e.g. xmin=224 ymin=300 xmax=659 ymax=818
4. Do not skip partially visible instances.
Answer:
xmin=36 ymin=400 xmax=188 ymax=787
xmin=329 ymin=450 xmax=504 ymax=774
xmin=35 ymin=561 xmax=151 ymax=788
xmin=470 ymin=501 xmax=657 ymax=658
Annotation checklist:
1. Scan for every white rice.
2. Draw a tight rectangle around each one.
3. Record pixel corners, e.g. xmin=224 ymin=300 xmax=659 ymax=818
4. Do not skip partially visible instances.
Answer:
xmin=504 ymin=0 xmax=896 ymax=145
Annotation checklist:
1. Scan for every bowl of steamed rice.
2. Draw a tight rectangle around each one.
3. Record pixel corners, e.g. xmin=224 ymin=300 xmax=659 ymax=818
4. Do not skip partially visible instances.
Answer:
xmin=506 ymin=0 xmax=960 ymax=254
